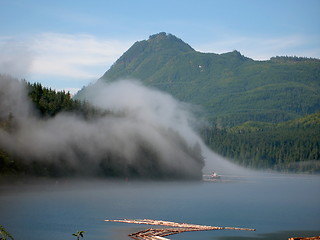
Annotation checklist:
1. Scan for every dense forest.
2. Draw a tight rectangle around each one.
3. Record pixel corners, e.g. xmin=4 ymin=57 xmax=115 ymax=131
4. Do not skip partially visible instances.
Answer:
xmin=202 ymin=112 xmax=320 ymax=173
xmin=26 ymin=82 xmax=109 ymax=119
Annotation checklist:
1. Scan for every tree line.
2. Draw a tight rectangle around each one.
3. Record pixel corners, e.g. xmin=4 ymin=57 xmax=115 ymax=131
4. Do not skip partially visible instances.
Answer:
xmin=26 ymin=82 xmax=108 ymax=119
xmin=201 ymin=112 xmax=320 ymax=173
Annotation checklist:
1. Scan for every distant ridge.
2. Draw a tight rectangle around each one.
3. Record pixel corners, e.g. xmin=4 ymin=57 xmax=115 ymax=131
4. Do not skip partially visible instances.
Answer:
xmin=77 ymin=32 xmax=320 ymax=127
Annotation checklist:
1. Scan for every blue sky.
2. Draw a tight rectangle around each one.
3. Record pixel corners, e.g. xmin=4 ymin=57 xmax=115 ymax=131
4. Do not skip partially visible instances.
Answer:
xmin=1 ymin=0 xmax=319 ymax=93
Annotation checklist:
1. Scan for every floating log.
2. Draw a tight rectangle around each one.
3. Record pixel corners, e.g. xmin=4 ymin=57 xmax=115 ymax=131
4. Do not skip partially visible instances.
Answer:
xmin=289 ymin=237 xmax=320 ymax=240
xmin=105 ymin=219 xmax=256 ymax=240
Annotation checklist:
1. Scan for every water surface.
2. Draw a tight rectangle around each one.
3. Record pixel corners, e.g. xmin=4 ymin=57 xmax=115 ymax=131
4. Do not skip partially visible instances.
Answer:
xmin=0 ymin=173 xmax=319 ymax=240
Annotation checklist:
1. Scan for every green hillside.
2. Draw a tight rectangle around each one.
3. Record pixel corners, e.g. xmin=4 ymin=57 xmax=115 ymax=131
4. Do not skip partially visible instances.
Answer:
xmin=104 ymin=32 xmax=194 ymax=81
xmin=80 ymin=32 xmax=320 ymax=127
xmin=75 ymin=32 xmax=320 ymax=172
xmin=203 ymin=112 xmax=320 ymax=172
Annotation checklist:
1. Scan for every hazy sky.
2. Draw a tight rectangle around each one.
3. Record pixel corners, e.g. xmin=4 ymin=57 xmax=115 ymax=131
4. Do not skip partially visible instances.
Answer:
xmin=1 ymin=0 xmax=319 ymax=93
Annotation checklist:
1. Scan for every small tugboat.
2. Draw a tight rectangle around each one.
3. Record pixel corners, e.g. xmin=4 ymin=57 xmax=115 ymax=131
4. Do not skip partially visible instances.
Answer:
xmin=210 ymin=172 xmax=221 ymax=180
xmin=203 ymin=172 xmax=221 ymax=182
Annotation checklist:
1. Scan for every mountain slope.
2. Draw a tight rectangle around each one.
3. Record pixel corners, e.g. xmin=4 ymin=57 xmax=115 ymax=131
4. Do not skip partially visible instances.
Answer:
xmin=203 ymin=112 xmax=320 ymax=172
xmin=78 ymin=32 xmax=320 ymax=127
xmin=104 ymin=32 xmax=195 ymax=81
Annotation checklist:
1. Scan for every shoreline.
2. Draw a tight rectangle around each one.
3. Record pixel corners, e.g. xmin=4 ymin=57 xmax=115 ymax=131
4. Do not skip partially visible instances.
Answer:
xmin=216 ymin=230 xmax=320 ymax=240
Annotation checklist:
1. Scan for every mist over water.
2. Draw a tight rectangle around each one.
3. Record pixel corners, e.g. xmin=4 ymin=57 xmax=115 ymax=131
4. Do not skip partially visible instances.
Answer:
xmin=1 ymin=76 xmax=319 ymax=240
xmin=0 ymin=75 xmax=243 ymax=179
xmin=1 ymin=174 xmax=319 ymax=240
xmin=82 ymin=80 xmax=245 ymax=175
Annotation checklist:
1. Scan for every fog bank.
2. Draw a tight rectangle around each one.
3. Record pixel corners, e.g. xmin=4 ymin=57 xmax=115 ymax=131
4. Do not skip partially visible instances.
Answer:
xmin=1 ymin=77 xmax=204 ymax=179
xmin=0 ymin=75 xmax=247 ymax=179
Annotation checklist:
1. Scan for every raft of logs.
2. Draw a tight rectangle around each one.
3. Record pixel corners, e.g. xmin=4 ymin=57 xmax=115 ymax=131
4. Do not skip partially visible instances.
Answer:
xmin=289 ymin=237 xmax=320 ymax=240
xmin=105 ymin=219 xmax=256 ymax=240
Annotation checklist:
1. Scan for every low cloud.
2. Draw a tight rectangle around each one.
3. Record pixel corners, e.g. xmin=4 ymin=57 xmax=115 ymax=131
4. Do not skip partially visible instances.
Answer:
xmin=0 ymin=76 xmax=207 ymax=179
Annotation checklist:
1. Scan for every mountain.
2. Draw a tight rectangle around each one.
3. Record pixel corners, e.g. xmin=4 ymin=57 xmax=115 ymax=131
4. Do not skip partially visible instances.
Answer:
xmin=74 ymin=33 xmax=320 ymax=172
xmin=77 ymin=32 xmax=320 ymax=127
xmin=103 ymin=32 xmax=194 ymax=80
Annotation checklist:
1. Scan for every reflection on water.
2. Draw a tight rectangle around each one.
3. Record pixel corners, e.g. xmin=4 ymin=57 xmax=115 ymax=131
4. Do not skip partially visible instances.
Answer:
xmin=0 ymin=173 xmax=319 ymax=240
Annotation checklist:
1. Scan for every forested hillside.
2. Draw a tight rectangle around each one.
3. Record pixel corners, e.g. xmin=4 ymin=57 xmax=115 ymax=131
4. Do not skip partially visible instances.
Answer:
xmin=80 ymin=32 xmax=320 ymax=127
xmin=27 ymin=82 xmax=108 ymax=119
xmin=202 ymin=112 xmax=320 ymax=172
xmin=2 ymin=33 xmax=319 ymax=175
xmin=76 ymin=32 xmax=320 ymax=172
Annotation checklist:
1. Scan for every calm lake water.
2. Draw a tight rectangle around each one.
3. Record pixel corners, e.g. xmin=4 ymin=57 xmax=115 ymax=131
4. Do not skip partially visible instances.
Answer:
xmin=1 ymin=173 xmax=319 ymax=240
